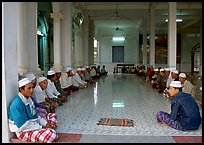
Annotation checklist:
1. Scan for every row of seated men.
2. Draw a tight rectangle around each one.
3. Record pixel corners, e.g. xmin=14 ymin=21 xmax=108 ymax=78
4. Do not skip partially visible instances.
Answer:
xmin=113 ymin=65 xmax=146 ymax=75
xmin=145 ymin=66 xmax=199 ymax=102
xmin=7 ymin=65 xmax=108 ymax=143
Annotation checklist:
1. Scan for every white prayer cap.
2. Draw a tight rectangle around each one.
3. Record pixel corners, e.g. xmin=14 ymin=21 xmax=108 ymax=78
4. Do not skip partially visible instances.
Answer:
xmin=179 ymin=73 xmax=186 ymax=78
xmin=65 ymin=66 xmax=72 ymax=72
xmin=55 ymin=68 xmax=61 ymax=73
xmin=24 ymin=72 xmax=36 ymax=81
xmin=85 ymin=66 xmax=89 ymax=69
xmin=47 ymin=70 xmax=55 ymax=76
xmin=18 ymin=78 xmax=32 ymax=88
xmin=164 ymin=68 xmax=170 ymax=71
xmin=154 ymin=68 xmax=159 ymax=71
xmin=81 ymin=67 xmax=86 ymax=71
xmin=170 ymin=81 xmax=182 ymax=88
xmin=37 ymin=77 xmax=47 ymax=84
xmin=77 ymin=68 xmax=82 ymax=71
xmin=160 ymin=68 xmax=164 ymax=72
xmin=172 ymin=70 xmax=179 ymax=74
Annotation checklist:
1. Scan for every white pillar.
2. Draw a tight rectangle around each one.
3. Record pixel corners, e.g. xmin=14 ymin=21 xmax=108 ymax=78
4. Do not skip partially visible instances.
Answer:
xmin=199 ymin=20 xmax=202 ymax=76
xmin=149 ymin=2 xmax=155 ymax=66
xmin=83 ymin=13 xmax=89 ymax=66
xmin=26 ymin=2 xmax=41 ymax=74
xmin=168 ymin=2 xmax=177 ymax=70
xmin=142 ymin=17 xmax=147 ymax=65
xmin=74 ymin=28 xmax=83 ymax=66
xmin=61 ymin=2 xmax=72 ymax=67
xmin=50 ymin=12 xmax=63 ymax=69
xmin=89 ymin=18 xmax=94 ymax=65
xmin=17 ymin=2 xmax=28 ymax=75
xmin=2 ymin=2 xmax=19 ymax=142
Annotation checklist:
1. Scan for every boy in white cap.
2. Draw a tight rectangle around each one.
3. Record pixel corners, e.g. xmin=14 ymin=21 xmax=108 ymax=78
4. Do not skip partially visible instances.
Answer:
xmin=179 ymin=72 xmax=195 ymax=97
xmin=8 ymin=78 xmax=58 ymax=143
xmin=156 ymin=81 xmax=201 ymax=131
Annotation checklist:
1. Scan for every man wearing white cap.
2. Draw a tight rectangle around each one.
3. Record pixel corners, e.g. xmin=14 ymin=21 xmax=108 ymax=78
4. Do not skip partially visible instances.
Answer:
xmin=46 ymin=70 xmax=66 ymax=106
xmin=156 ymin=81 xmax=201 ymax=131
xmin=33 ymin=77 xmax=58 ymax=112
xmin=24 ymin=72 xmax=37 ymax=87
xmin=72 ymin=68 xmax=89 ymax=89
xmin=8 ymin=78 xmax=58 ymax=143
xmin=163 ymin=69 xmax=179 ymax=98
xmin=153 ymin=68 xmax=167 ymax=93
xmin=54 ymin=68 xmax=70 ymax=97
xmin=179 ymin=73 xmax=195 ymax=97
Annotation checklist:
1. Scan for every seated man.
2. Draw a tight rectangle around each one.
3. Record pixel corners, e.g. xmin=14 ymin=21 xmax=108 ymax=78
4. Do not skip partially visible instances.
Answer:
xmin=8 ymin=78 xmax=58 ymax=143
xmin=179 ymin=73 xmax=196 ymax=97
xmin=156 ymin=81 xmax=201 ymax=131
xmin=54 ymin=68 xmax=70 ymax=97
xmin=46 ymin=70 xmax=67 ymax=106
xmin=72 ymin=68 xmax=89 ymax=89
xmin=100 ymin=65 xmax=108 ymax=75
xmin=60 ymin=66 xmax=80 ymax=94
xmin=33 ymin=76 xmax=58 ymax=113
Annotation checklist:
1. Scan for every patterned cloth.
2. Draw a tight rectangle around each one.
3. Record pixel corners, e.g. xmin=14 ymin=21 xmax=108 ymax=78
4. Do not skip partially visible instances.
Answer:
xmin=17 ymin=107 xmax=58 ymax=143
xmin=156 ymin=111 xmax=183 ymax=130
xmin=36 ymin=107 xmax=57 ymax=127
xmin=17 ymin=128 xmax=58 ymax=143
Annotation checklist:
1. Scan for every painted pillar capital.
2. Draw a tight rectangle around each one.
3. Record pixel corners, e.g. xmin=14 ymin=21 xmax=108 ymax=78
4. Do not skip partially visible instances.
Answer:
xmin=50 ymin=12 xmax=63 ymax=22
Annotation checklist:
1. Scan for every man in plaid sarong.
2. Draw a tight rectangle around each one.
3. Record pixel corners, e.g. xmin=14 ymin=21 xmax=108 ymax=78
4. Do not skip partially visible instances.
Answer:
xmin=8 ymin=78 xmax=58 ymax=143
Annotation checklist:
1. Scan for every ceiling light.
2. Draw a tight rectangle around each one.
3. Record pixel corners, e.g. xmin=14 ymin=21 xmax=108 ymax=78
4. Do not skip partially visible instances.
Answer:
xmin=165 ymin=19 xmax=182 ymax=22
xmin=112 ymin=37 xmax=125 ymax=41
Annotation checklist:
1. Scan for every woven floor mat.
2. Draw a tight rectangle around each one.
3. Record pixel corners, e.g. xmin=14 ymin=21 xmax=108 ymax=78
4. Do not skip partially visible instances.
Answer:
xmin=97 ymin=118 xmax=134 ymax=127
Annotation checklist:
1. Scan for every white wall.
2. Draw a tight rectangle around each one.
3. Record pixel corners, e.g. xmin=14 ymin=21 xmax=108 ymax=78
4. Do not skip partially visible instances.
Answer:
xmin=180 ymin=34 xmax=200 ymax=73
xmin=97 ymin=28 xmax=139 ymax=72
xmin=2 ymin=2 xmax=19 ymax=142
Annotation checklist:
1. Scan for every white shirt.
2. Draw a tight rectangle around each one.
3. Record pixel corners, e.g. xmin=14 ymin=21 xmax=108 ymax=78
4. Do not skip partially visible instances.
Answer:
xmin=60 ymin=72 xmax=72 ymax=88
xmin=33 ymin=85 xmax=47 ymax=103
xmin=72 ymin=73 xmax=87 ymax=87
xmin=182 ymin=80 xmax=195 ymax=97
xmin=45 ymin=79 xmax=60 ymax=99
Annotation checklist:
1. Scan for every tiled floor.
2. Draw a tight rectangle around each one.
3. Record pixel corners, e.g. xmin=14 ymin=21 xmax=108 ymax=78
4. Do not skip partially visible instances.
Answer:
xmin=11 ymin=74 xmax=202 ymax=143
xmin=53 ymin=74 xmax=202 ymax=143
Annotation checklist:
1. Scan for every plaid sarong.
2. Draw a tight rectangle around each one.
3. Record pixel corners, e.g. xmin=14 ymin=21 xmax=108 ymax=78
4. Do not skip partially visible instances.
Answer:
xmin=36 ymin=107 xmax=57 ymax=127
xmin=17 ymin=128 xmax=58 ymax=143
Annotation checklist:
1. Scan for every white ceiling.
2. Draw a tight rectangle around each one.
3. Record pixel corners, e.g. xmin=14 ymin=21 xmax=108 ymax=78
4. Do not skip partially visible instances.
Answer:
xmin=75 ymin=2 xmax=202 ymax=37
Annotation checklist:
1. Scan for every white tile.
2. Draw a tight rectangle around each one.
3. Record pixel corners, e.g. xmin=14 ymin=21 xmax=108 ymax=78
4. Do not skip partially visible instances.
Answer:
xmin=55 ymin=74 xmax=202 ymax=136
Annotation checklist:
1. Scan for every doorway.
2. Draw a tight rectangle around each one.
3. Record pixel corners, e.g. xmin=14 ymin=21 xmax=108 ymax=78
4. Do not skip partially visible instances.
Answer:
xmin=112 ymin=46 xmax=124 ymax=62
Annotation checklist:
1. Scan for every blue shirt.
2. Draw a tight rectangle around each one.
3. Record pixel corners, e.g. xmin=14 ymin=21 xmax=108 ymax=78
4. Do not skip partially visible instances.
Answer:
xmin=8 ymin=95 xmax=38 ymax=128
xmin=171 ymin=91 xmax=201 ymax=130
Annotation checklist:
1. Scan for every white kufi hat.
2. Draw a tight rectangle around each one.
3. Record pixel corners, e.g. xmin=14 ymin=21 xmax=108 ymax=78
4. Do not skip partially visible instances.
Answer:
xmin=170 ymin=81 xmax=182 ymax=88
xmin=18 ymin=78 xmax=32 ymax=88
xmin=179 ymin=73 xmax=186 ymax=78
xmin=172 ymin=70 xmax=179 ymax=74
xmin=47 ymin=70 xmax=55 ymax=76
xmin=37 ymin=77 xmax=47 ymax=84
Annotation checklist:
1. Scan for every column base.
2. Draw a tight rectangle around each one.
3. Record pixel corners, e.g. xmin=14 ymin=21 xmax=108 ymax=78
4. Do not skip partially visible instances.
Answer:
xmin=51 ymin=64 xmax=62 ymax=71
xmin=18 ymin=66 xmax=27 ymax=76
